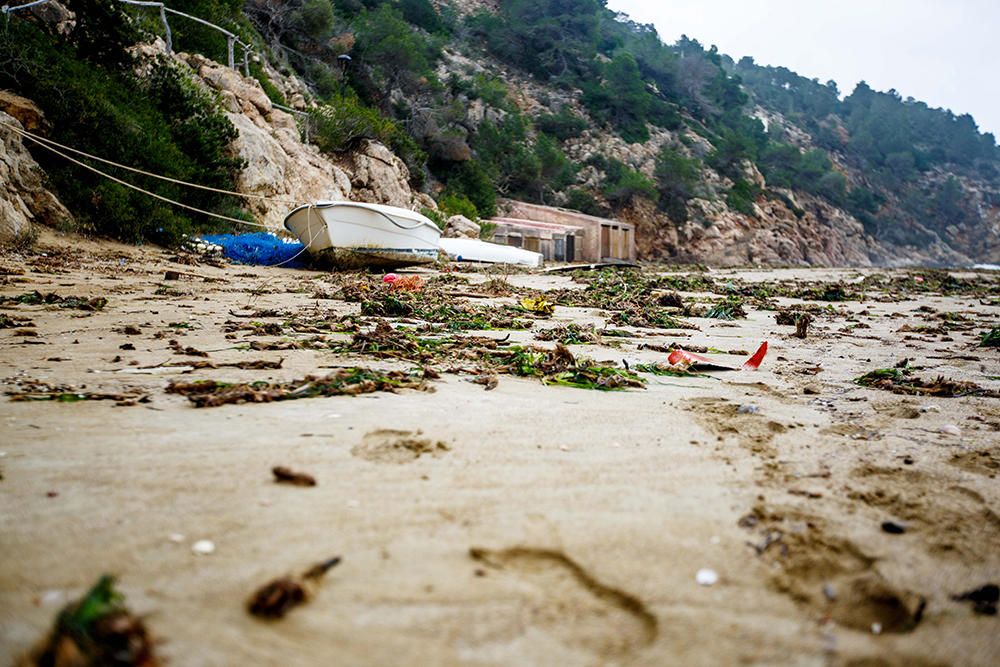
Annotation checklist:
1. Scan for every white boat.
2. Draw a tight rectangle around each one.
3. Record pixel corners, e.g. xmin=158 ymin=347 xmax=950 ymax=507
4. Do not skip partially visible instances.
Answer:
xmin=439 ymin=237 xmax=543 ymax=267
xmin=284 ymin=201 xmax=442 ymax=269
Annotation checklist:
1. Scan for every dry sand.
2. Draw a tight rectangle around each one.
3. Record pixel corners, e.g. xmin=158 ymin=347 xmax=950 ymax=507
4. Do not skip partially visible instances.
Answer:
xmin=1 ymin=230 xmax=998 ymax=666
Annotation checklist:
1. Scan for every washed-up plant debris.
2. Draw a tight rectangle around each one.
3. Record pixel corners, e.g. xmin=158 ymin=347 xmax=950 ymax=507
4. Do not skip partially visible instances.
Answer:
xmin=248 ymin=556 xmax=341 ymax=619
xmin=272 ymin=466 xmax=316 ymax=487
xmin=485 ymin=343 xmax=644 ymax=390
xmin=546 ymin=270 xmax=700 ymax=330
xmin=360 ymin=291 xmax=532 ymax=331
xmin=632 ymin=362 xmax=712 ymax=378
xmin=6 ymin=379 xmax=148 ymax=405
xmin=700 ymin=298 xmax=747 ymax=320
xmin=2 ymin=291 xmax=107 ymax=311
xmin=21 ymin=575 xmax=159 ymax=666
xmin=854 ymin=367 xmax=1000 ymax=397
xmin=535 ymin=323 xmax=602 ymax=345
xmin=981 ymin=327 xmax=1000 ymax=348
xmin=0 ymin=313 xmax=34 ymax=328
xmin=166 ymin=367 xmax=432 ymax=407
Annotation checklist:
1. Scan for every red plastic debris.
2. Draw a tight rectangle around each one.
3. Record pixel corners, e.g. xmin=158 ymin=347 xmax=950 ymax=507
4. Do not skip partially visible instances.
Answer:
xmin=668 ymin=341 xmax=768 ymax=371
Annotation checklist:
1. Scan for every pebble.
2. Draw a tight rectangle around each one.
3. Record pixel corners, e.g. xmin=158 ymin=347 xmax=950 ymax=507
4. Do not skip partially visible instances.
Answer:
xmin=696 ymin=568 xmax=719 ymax=586
xmin=191 ymin=540 xmax=215 ymax=555
xmin=871 ymin=622 xmax=882 ymax=635
xmin=559 ymin=445 xmax=570 ymax=451
xmin=822 ymin=583 xmax=837 ymax=601
xmin=939 ymin=424 xmax=961 ymax=436
xmin=920 ymin=405 xmax=941 ymax=413
xmin=168 ymin=533 xmax=185 ymax=543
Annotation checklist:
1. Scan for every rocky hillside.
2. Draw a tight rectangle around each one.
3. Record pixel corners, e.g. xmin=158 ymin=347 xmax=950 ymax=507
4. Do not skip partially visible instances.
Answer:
xmin=3 ymin=0 xmax=999 ymax=267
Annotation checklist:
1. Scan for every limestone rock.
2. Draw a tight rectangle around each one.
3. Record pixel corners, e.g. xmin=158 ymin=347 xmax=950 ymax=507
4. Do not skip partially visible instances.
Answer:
xmin=348 ymin=140 xmax=416 ymax=208
xmin=0 ymin=112 xmax=72 ymax=242
xmin=0 ymin=91 xmax=46 ymax=132
xmin=444 ymin=214 xmax=480 ymax=239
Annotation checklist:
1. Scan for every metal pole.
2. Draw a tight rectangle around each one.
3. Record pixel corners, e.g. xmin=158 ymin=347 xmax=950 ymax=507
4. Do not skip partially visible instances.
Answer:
xmin=160 ymin=5 xmax=172 ymax=53
xmin=226 ymin=35 xmax=234 ymax=69
xmin=243 ymin=48 xmax=249 ymax=76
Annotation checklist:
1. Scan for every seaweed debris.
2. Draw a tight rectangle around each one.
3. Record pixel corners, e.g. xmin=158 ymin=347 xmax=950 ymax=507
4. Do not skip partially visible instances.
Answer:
xmin=2 ymin=291 xmax=107 ymax=311
xmin=166 ymin=368 xmax=432 ymax=407
xmin=21 ymin=575 xmax=159 ymax=666
xmin=854 ymin=367 xmax=999 ymax=398
xmin=535 ymin=323 xmax=602 ymax=345
xmin=981 ymin=327 xmax=1000 ymax=348
xmin=487 ymin=343 xmax=644 ymax=390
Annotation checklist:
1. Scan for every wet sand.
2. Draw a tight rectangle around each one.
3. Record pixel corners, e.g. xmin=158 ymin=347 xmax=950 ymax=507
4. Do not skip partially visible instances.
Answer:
xmin=1 ymin=231 xmax=998 ymax=666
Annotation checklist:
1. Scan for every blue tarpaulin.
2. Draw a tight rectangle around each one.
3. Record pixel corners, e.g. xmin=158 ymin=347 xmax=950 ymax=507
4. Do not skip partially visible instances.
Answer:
xmin=201 ymin=233 xmax=307 ymax=268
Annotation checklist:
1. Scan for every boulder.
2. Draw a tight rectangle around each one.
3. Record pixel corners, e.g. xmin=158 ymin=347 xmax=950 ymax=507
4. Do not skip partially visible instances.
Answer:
xmin=0 ymin=91 xmax=46 ymax=132
xmin=444 ymin=214 xmax=480 ymax=239
xmin=0 ymin=112 xmax=72 ymax=242
xmin=349 ymin=140 xmax=415 ymax=208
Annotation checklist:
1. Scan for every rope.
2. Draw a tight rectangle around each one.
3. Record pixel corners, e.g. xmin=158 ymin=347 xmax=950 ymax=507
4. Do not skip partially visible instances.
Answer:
xmin=3 ymin=122 xmax=304 ymax=206
xmin=3 ymin=121 xmax=270 ymax=228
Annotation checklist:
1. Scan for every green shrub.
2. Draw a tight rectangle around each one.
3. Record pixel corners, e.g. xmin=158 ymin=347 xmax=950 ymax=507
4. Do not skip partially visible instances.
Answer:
xmin=536 ymin=108 xmax=587 ymax=141
xmin=602 ymin=160 xmax=657 ymax=207
xmin=565 ymin=188 xmax=607 ymax=216
xmin=438 ymin=193 xmax=479 ymax=220
xmin=726 ymin=179 xmax=762 ymax=215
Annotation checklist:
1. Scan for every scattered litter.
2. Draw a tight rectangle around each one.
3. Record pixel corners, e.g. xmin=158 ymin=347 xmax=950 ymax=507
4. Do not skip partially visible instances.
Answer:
xmin=920 ymin=405 xmax=941 ymax=413
xmin=21 ymin=576 xmax=158 ymax=666
xmin=938 ymin=424 xmax=961 ymax=436
xmin=168 ymin=533 xmax=185 ymax=543
xmin=951 ymin=583 xmax=998 ymax=615
xmin=822 ymin=583 xmax=837 ymax=601
xmin=272 ymin=466 xmax=317 ymax=487
xmin=871 ymin=622 xmax=882 ymax=635
xmin=696 ymin=568 xmax=719 ymax=586
xmin=981 ymin=327 xmax=1000 ymax=347
xmin=519 ymin=296 xmax=555 ymax=316
xmin=201 ymin=233 xmax=306 ymax=267
xmin=737 ymin=404 xmax=759 ymax=415
xmin=191 ymin=540 xmax=215 ymax=555
xmin=668 ymin=342 xmax=768 ymax=371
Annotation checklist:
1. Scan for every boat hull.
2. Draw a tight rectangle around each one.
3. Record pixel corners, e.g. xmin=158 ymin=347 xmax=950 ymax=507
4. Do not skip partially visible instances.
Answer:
xmin=439 ymin=237 xmax=543 ymax=267
xmin=284 ymin=201 xmax=442 ymax=269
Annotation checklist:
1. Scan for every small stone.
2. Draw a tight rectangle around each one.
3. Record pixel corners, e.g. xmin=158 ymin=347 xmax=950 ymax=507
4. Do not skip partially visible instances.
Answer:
xmin=696 ymin=568 xmax=719 ymax=586
xmin=559 ymin=445 xmax=570 ymax=451
xmin=939 ymin=424 xmax=961 ymax=436
xmin=871 ymin=622 xmax=882 ymax=635
xmin=168 ymin=533 xmax=185 ymax=543
xmin=881 ymin=521 xmax=906 ymax=535
xmin=920 ymin=405 xmax=941 ymax=413
xmin=191 ymin=539 xmax=215 ymax=555
xmin=822 ymin=583 xmax=837 ymax=601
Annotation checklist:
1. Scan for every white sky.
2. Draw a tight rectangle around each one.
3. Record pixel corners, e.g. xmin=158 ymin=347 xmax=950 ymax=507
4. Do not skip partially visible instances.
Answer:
xmin=606 ymin=0 xmax=1000 ymax=138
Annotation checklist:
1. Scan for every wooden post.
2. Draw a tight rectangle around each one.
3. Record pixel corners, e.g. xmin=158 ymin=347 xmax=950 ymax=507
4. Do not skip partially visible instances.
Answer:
xmin=160 ymin=5 xmax=172 ymax=54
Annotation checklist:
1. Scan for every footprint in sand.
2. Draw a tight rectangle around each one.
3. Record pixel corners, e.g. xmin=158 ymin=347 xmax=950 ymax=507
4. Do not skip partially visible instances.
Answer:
xmin=469 ymin=547 xmax=658 ymax=659
xmin=351 ymin=429 xmax=450 ymax=464
xmin=683 ymin=397 xmax=787 ymax=459
xmin=756 ymin=514 xmax=926 ymax=634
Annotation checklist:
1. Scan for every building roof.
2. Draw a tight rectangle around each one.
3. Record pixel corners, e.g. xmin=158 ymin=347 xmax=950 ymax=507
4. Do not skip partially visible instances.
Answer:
xmin=488 ymin=217 xmax=585 ymax=234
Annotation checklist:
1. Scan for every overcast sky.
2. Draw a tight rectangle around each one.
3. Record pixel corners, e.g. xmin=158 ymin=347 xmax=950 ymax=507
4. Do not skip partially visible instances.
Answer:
xmin=605 ymin=0 xmax=999 ymax=138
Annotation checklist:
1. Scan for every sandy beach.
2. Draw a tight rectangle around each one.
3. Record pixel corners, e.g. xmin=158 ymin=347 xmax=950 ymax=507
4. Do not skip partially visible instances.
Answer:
xmin=1 ymin=230 xmax=998 ymax=666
